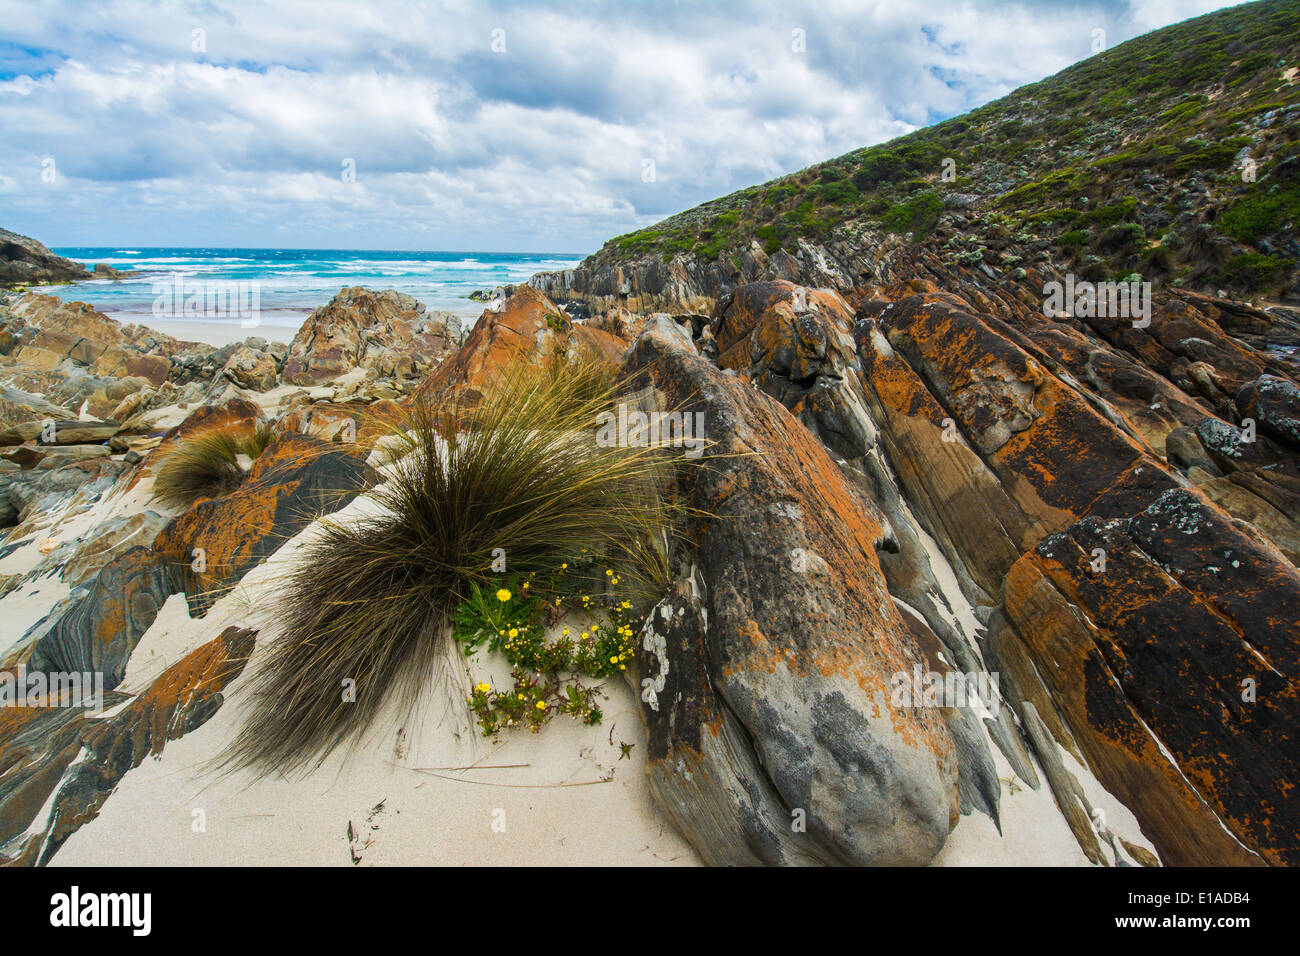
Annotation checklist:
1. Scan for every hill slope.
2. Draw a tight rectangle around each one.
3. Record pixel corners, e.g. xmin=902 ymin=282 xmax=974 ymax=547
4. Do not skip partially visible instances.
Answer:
xmin=535 ymin=0 xmax=1300 ymax=311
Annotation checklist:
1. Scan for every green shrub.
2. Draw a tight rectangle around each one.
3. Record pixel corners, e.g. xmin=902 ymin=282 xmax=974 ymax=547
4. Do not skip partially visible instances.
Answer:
xmin=1098 ymin=222 xmax=1147 ymax=251
xmin=999 ymin=170 xmax=1078 ymax=208
xmin=881 ymin=191 xmax=944 ymax=237
xmin=1057 ymin=229 xmax=1090 ymax=251
xmin=1218 ymin=181 xmax=1300 ymax=243
xmin=1087 ymin=196 xmax=1139 ymax=227
xmin=812 ymin=179 xmax=860 ymax=206
xmin=1215 ymin=252 xmax=1294 ymax=290
xmin=852 ymin=150 xmax=906 ymax=190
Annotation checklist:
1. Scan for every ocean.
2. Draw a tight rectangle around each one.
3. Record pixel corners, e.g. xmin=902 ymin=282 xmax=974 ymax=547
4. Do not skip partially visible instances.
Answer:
xmin=35 ymin=247 xmax=585 ymax=343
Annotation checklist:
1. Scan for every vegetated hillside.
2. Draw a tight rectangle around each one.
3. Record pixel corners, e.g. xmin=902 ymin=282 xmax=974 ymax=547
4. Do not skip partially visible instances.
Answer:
xmin=580 ymin=0 xmax=1300 ymax=302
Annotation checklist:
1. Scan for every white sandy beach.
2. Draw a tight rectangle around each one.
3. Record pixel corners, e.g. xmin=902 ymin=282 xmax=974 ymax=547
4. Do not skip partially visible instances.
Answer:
xmin=121 ymin=316 xmax=306 ymax=348
xmin=34 ymin=458 xmax=698 ymax=867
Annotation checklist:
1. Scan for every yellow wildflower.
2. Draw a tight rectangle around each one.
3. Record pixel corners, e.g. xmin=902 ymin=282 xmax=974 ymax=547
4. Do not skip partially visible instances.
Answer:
xmin=496 ymin=588 xmax=511 ymax=602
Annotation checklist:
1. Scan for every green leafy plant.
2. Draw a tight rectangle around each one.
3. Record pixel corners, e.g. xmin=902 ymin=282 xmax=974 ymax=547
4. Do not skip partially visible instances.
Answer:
xmin=449 ymin=576 xmax=541 ymax=654
xmin=880 ymin=191 xmax=944 ymax=237
xmin=457 ymin=561 xmax=642 ymax=736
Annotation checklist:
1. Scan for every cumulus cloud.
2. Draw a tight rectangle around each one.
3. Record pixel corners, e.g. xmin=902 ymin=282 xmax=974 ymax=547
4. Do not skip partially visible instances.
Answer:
xmin=0 ymin=0 xmax=1250 ymax=251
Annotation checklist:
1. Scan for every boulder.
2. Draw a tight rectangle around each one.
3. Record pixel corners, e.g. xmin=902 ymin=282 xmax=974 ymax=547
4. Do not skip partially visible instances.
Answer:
xmin=220 ymin=344 xmax=279 ymax=392
xmin=281 ymin=287 xmax=465 ymax=386
xmin=417 ymin=285 xmax=626 ymax=399
xmin=623 ymin=318 xmax=959 ymax=865
xmin=1238 ymin=374 xmax=1300 ymax=448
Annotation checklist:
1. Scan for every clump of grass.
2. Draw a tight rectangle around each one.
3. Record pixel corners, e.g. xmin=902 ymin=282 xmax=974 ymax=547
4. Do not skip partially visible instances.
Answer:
xmin=224 ymin=355 xmax=687 ymax=774
xmin=150 ymin=421 xmax=273 ymax=509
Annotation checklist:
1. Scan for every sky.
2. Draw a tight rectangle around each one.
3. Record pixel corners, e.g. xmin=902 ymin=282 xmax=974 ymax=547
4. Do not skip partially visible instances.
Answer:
xmin=0 ymin=0 xmax=1251 ymax=254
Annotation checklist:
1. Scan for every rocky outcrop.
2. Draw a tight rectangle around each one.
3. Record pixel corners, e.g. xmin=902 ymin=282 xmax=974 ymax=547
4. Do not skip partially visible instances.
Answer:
xmin=689 ymin=266 xmax=1300 ymax=867
xmin=623 ymin=318 xmax=961 ymax=865
xmin=0 ymin=457 xmax=129 ymax=530
xmin=282 ymin=287 xmax=464 ymax=386
xmin=17 ymin=429 xmax=369 ymax=688
xmin=151 ymin=432 xmax=372 ymax=615
xmin=1002 ymin=488 xmax=1300 ymax=865
xmin=417 ymin=285 xmax=627 ymax=398
xmin=0 ymin=229 xmax=90 ymax=287
xmin=24 ymin=546 xmax=175 ymax=688
xmin=0 ymin=625 xmax=255 ymax=865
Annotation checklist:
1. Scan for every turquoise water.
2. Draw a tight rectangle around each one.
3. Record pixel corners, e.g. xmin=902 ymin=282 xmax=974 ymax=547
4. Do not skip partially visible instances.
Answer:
xmin=37 ymin=247 xmax=584 ymax=330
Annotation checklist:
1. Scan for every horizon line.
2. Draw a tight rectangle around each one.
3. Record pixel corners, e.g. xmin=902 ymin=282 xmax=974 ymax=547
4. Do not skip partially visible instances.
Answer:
xmin=48 ymin=245 xmax=592 ymax=257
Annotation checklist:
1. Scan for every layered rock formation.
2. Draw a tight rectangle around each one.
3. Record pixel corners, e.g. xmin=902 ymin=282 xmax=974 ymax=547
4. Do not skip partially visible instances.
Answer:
xmin=623 ymin=320 xmax=961 ymax=865
xmin=620 ymin=264 xmax=1300 ymax=866
xmin=282 ymin=287 xmax=464 ymax=387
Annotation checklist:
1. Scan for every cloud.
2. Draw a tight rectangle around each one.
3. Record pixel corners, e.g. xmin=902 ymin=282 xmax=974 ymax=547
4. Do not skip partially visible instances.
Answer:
xmin=0 ymin=0 xmax=1252 ymax=251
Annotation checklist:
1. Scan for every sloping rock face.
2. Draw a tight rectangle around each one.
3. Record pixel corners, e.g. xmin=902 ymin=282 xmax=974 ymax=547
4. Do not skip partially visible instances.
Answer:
xmin=1002 ymin=489 xmax=1300 ymax=866
xmin=418 ymin=285 xmax=627 ymax=398
xmin=0 ymin=626 xmax=255 ymax=865
xmin=24 ymin=546 xmax=176 ymax=688
xmin=282 ymin=287 xmax=465 ymax=386
xmin=675 ymin=269 xmax=1300 ymax=867
xmin=622 ymin=320 xmax=960 ymax=865
xmin=0 ymin=229 xmax=89 ymax=287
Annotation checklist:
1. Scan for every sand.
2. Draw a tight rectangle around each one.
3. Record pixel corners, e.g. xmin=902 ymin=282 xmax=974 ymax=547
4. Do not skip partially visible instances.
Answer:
xmin=47 ymin=468 xmax=700 ymax=867
xmin=128 ymin=317 xmax=306 ymax=348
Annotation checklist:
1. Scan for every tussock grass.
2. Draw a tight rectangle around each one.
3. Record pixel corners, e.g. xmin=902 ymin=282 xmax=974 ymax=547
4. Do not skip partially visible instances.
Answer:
xmin=224 ymin=355 xmax=685 ymax=774
xmin=151 ymin=421 xmax=273 ymax=509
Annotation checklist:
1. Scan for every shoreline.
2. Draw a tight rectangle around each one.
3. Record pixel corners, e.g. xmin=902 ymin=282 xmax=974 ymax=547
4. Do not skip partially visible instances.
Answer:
xmin=26 ymin=299 xmax=488 ymax=349
xmin=118 ymin=315 xmax=307 ymax=347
